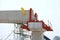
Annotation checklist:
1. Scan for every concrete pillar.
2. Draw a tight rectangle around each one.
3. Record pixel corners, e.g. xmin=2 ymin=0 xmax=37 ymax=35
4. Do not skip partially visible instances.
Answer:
xmin=31 ymin=31 xmax=44 ymax=40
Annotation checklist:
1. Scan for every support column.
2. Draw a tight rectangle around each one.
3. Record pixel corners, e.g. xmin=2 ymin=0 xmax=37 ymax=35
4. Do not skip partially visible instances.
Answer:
xmin=31 ymin=31 xmax=44 ymax=40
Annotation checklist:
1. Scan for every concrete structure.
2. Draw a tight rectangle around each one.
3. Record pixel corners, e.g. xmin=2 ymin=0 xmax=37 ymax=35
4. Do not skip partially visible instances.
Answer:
xmin=0 ymin=10 xmax=34 ymax=23
xmin=0 ymin=8 xmax=53 ymax=40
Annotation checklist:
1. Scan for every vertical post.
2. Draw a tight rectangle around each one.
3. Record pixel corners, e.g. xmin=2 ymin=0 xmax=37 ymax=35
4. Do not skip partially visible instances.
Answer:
xmin=31 ymin=31 xmax=44 ymax=40
xmin=34 ymin=13 xmax=38 ymax=21
xmin=29 ymin=8 xmax=32 ymax=21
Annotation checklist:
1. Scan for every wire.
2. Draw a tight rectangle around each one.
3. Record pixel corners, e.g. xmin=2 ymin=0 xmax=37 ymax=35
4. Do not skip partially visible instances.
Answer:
xmin=5 ymin=31 xmax=13 ymax=40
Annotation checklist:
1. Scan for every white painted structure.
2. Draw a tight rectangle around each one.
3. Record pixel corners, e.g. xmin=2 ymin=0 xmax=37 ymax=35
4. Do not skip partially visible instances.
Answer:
xmin=14 ymin=24 xmax=32 ymax=40
xmin=28 ymin=22 xmax=43 ymax=31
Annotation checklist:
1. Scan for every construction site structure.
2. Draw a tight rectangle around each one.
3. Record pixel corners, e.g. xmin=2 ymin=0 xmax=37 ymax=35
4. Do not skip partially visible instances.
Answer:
xmin=0 ymin=8 xmax=53 ymax=40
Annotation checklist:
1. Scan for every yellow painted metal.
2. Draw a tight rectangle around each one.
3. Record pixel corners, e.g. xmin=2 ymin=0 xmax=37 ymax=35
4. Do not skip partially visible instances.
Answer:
xmin=21 ymin=8 xmax=26 ymax=16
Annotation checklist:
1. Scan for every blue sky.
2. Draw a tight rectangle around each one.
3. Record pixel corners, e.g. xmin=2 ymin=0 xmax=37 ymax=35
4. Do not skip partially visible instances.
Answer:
xmin=0 ymin=0 xmax=60 ymax=40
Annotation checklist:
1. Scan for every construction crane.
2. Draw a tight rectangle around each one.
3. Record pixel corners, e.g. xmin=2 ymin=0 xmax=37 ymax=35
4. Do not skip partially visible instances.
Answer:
xmin=0 ymin=8 xmax=53 ymax=40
